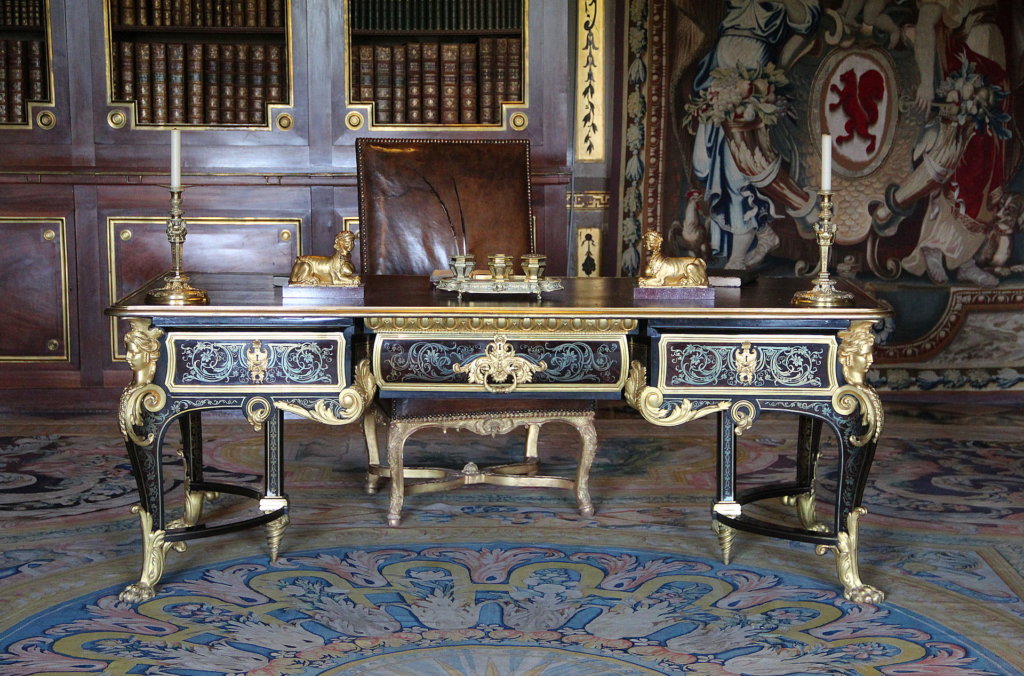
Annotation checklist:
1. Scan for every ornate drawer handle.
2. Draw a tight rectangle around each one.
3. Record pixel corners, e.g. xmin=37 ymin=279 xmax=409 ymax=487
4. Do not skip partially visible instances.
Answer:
xmin=453 ymin=335 xmax=547 ymax=394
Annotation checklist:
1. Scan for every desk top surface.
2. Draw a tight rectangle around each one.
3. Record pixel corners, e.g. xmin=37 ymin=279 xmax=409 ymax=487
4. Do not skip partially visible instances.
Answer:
xmin=107 ymin=273 xmax=891 ymax=322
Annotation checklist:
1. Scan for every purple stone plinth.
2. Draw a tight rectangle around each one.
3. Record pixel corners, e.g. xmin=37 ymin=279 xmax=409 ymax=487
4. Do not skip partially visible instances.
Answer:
xmin=633 ymin=285 xmax=716 ymax=300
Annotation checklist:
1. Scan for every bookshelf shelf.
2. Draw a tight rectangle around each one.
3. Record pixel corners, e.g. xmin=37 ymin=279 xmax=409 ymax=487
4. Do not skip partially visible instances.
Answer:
xmin=0 ymin=0 xmax=53 ymax=126
xmin=105 ymin=0 xmax=290 ymax=128
xmin=348 ymin=0 xmax=525 ymax=127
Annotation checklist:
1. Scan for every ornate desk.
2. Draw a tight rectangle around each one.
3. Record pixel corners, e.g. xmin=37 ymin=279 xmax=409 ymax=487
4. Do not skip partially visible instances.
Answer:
xmin=107 ymin=273 xmax=890 ymax=603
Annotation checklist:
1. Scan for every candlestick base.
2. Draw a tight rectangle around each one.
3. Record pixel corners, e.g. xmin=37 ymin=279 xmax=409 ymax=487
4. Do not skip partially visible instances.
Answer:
xmin=792 ymin=279 xmax=853 ymax=307
xmin=146 ymin=273 xmax=209 ymax=306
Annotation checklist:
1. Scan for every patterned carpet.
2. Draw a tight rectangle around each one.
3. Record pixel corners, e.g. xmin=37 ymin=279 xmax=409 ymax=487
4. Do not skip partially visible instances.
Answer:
xmin=0 ymin=402 xmax=1022 ymax=674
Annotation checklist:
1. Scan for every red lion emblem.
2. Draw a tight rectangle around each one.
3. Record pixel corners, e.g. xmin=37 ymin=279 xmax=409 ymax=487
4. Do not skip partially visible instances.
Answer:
xmin=829 ymin=68 xmax=885 ymax=153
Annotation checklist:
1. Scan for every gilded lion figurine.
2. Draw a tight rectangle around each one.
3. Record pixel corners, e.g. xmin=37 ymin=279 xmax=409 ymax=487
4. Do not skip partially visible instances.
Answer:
xmin=637 ymin=229 xmax=708 ymax=287
xmin=289 ymin=230 xmax=361 ymax=287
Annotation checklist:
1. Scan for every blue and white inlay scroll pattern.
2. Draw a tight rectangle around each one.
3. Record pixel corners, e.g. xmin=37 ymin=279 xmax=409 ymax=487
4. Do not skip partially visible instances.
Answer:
xmin=179 ymin=341 xmax=336 ymax=385
xmin=669 ymin=343 xmax=825 ymax=388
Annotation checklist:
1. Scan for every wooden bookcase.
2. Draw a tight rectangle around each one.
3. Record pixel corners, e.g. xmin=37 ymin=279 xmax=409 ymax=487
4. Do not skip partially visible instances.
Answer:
xmin=105 ymin=0 xmax=290 ymax=127
xmin=347 ymin=0 xmax=524 ymax=126
xmin=0 ymin=0 xmax=54 ymax=128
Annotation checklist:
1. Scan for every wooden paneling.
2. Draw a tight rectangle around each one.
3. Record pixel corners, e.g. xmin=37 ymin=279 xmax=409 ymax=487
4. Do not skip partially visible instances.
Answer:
xmin=0 ymin=0 xmax=573 ymax=411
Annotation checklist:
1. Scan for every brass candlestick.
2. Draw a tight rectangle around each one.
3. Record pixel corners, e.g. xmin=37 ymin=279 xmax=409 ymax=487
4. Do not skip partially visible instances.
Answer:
xmin=792 ymin=190 xmax=853 ymax=307
xmin=146 ymin=187 xmax=209 ymax=305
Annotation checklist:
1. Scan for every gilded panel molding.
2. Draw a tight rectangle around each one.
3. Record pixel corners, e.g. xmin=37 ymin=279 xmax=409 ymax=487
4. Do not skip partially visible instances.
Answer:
xmin=365 ymin=316 xmax=637 ymax=334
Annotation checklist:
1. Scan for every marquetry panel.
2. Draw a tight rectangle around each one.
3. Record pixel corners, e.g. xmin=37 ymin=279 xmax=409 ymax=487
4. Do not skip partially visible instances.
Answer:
xmin=373 ymin=332 xmax=627 ymax=394
xmin=165 ymin=331 xmax=348 ymax=393
xmin=656 ymin=334 xmax=839 ymax=396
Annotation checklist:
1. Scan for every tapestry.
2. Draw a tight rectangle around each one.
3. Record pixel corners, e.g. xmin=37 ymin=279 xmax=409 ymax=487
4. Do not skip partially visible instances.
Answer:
xmin=619 ymin=0 xmax=1024 ymax=392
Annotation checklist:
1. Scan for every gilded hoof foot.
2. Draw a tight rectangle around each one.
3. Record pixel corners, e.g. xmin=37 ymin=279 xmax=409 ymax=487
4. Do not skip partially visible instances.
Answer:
xmin=845 ymin=584 xmax=885 ymax=604
xmin=119 ymin=583 xmax=156 ymax=603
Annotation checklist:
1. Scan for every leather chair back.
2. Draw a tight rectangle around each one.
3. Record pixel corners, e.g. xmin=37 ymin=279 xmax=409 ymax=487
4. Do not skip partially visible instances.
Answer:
xmin=356 ymin=138 xmax=534 ymax=275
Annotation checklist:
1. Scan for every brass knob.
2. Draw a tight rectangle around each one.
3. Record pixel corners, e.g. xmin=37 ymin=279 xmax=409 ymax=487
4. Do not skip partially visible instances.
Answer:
xmin=37 ymin=110 xmax=56 ymax=129
xmin=120 ymin=229 xmax=133 ymax=241
xmin=46 ymin=339 xmax=60 ymax=352
xmin=42 ymin=229 xmax=57 ymax=241
xmin=107 ymin=109 xmax=127 ymax=129
xmin=345 ymin=111 xmax=364 ymax=130
xmin=276 ymin=112 xmax=294 ymax=130
xmin=279 ymin=229 xmax=292 ymax=242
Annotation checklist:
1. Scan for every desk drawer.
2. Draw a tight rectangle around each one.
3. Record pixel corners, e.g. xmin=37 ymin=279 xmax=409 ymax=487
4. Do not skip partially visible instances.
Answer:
xmin=374 ymin=333 xmax=628 ymax=394
xmin=655 ymin=334 xmax=838 ymax=395
xmin=165 ymin=331 xmax=349 ymax=393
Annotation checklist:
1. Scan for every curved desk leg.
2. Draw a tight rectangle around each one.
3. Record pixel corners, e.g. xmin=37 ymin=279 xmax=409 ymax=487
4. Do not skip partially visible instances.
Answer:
xmin=169 ymin=412 xmax=219 ymax=533
xmin=120 ymin=420 xmax=177 ymax=603
xmin=713 ymin=411 xmax=740 ymax=564
xmin=261 ymin=408 xmax=289 ymax=562
xmin=815 ymin=411 xmax=885 ymax=603
xmin=363 ymin=404 xmax=384 ymax=494
xmin=782 ymin=415 xmax=827 ymax=532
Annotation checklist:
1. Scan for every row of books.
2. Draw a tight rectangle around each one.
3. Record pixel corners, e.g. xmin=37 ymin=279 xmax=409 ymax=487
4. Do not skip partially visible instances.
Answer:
xmin=112 ymin=0 xmax=286 ymax=29
xmin=111 ymin=41 xmax=287 ymax=125
xmin=0 ymin=40 xmax=47 ymax=125
xmin=349 ymin=0 xmax=524 ymax=32
xmin=353 ymin=38 xmax=521 ymax=126
xmin=0 ymin=0 xmax=45 ymax=29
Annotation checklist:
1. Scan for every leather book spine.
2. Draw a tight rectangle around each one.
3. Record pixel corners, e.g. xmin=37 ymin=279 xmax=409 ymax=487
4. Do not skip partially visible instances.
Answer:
xmin=459 ymin=41 xmax=476 ymax=124
xmin=203 ymin=0 xmax=214 ymax=27
xmin=186 ymin=42 xmax=204 ymax=123
xmin=168 ymin=42 xmax=186 ymax=124
xmin=234 ymin=43 xmax=249 ymax=124
xmin=181 ymin=0 xmax=191 ymax=26
xmin=421 ymin=41 xmax=439 ymax=124
xmin=8 ymin=41 xmax=23 ymax=123
xmin=231 ymin=0 xmax=243 ymax=26
xmin=507 ymin=36 xmax=522 ymax=101
xmin=391 ymin=43 xmax=406 ymax=124
xmin=269 ymin=0 xmax=283 ymax=27
xmin=246 ymin=0 xmax=257 ymax=26
xmin=257 ymin=0 xmax=267 ymax=26
xmin=111 ymin=39 xmax=121 ymax=103
xmin=373 ymin=43 xmax=392 ymax=124
xmin=119 ymin=39 xmax=135 ymax=100
xmin=478 ymin=37 xmax=494 ymax=124
xmin=266 ymin=43 xmax=283 ymax=102
xmin=151 ymin=41 xmax=167 ymax=124
xmin=134 ymin=41 xmax=152 ymax=123
xmin=135 ymin=0 xmax=148 ymax=26
xmin=121 ymin=0 xmax=135 ymax=25
xmin=163 ymin=0 xmax=172 ymax=25
xmin=219 ymin=43 xmax=235 ymax=123
xmin=203 ymin=43 xmax=219 ymax=123
xmin=494 ymin=37 xmax=507 ymax=106
xmin=214 ymin=0 xmax=225 ymax=27
xmin=249 ymin=43 xmax=265 ymax=124
xmin=357 ymin=44 xmax=374 ymax=102
xmin=0 ymin=41 xmax=8 ymax=123
xmin=440 ymin=42 xmax=458 ymax=124
xmin=405 ymin=42 xmax=421 ymax=123
xmin=28 ymin=38 xmax=42 ymax=101
xmin=151 ymin=0 xmax=162 ymax=26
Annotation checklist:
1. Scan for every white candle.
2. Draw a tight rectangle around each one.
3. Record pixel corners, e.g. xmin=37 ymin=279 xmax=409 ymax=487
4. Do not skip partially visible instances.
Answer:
xmin=820 ymin=133 xmax=832 ymax=191
xmin=170 ymin=128 xmax=181 ymax=190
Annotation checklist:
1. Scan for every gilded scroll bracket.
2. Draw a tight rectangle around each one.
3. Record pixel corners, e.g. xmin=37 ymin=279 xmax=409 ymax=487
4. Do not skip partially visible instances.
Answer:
xmin=274 ymin=359 xmax=376 ymax=425
xmin=835 ymin=321 xmax=884 ymax=446
xmin=118 ymin=319 xmax=167 ymax=447
xmin=624 ymin=360 xmax=729 ymax=426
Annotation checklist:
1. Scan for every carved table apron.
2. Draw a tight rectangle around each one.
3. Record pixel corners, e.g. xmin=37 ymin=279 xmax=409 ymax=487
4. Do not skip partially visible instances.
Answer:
xmin=107 ymin=273 xmax=890 ymax=603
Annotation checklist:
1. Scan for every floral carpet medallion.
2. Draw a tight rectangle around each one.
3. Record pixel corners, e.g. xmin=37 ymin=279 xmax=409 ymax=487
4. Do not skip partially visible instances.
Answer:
xmin=0 ymin=543 xmax=1013 ymax=675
